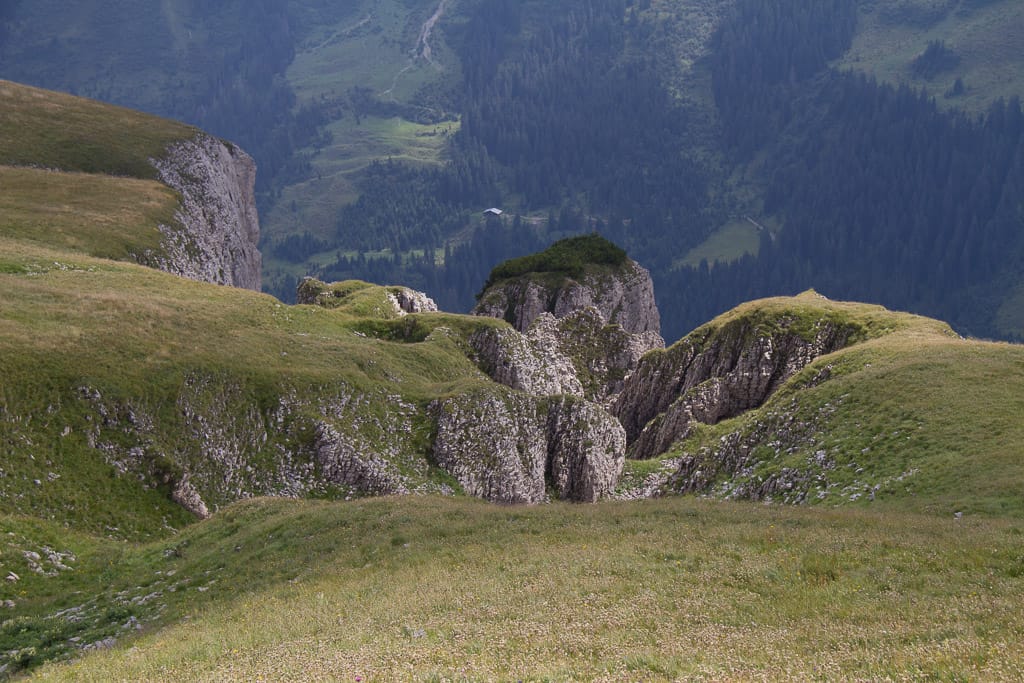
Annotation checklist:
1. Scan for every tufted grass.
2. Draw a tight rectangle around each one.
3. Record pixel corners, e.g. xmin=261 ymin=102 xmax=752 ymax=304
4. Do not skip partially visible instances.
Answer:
xmin=16 ymin=495 xmax=1024 ymax=681
xmin=3 ymin=75 xmax=1024 ymax=680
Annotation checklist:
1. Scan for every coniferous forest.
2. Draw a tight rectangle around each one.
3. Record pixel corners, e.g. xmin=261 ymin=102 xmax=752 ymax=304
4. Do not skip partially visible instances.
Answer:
xmin=321 ymin=0 xmax=1024 ymax=341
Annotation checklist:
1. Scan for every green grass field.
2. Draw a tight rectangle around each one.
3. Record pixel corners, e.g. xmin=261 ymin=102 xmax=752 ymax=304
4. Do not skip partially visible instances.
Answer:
xmin=677 ymin=220 xmax=762 ymax=268
xmin=265 ymin=116 xmax=459 ymax=244
xmin=0 ymin=80 xmax=195 ymax=179
xmin=13 ymin=496 xmax=1024 ymax=681
xmin=286 ymin=0 xmax=452 ymax=105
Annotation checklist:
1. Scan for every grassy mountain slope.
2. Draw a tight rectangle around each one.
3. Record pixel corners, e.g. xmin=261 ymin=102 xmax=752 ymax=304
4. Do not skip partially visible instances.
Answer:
xmin=3 ymin=80 xmax=1024 ymax=678
xmin=0 ymin=79 xmax=195 ymax=179
xmin=0 ymin=80 xmax=493 ymax=540
xmin=269 ymin=0 xmax=458 ymax=242
xmin=628 ymin=291 xmax=1024 ymax=518
xmin=17 ymin=496 xmax=1024 ymax=680
xmin=838 ymin=0 xmax=1024 ymax=112
xmin=0 ymin=80 xmax=197 ymax=267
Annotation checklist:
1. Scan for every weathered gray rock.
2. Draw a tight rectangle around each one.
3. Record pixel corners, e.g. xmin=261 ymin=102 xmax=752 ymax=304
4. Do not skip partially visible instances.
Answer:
xmin=76 ymin=375 xmax=442 ymax=516
xmin=615 ymin=311 xmax=862 ymax=459
xmin=469 ymin=321 xmax=584 ymax=398
xmin=429 ymin=388 xmax=625 ymax=503
xmin=473 ymin=259 xmax=661 ymax=336
xmin=390 ymin=287 xmax=438 ymax=315
xmin=296 ymin=278 xmax=437 ymax=318
xmin=171 ymin=475 xmax=210 ymax=519
xmin=431 ymin=388 xmax=548 ymax=504
xmin=149 ymin=133 xmax=261 ymax=290
xmin=471 ymin=308 xmax=663 ymax=405
xmin=665 ymin=391 xmax=844 ymax=504
xmin=313 ymin=422 xmax=409 ymax=495
xmin=546 ymin=396 xmax=625 ymax=502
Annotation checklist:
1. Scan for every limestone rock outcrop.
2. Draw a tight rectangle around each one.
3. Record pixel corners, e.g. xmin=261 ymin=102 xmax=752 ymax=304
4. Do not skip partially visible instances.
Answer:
xmin=76 ymin=376 xmax=444 ymax=518
xmin=149 ymin=133 xmax=262 ymax=290
xmin=473 ymin=259 xmax=661 ymax=336
xmin=296 ymin=277 xmax=437 ymax=317
xmin=430 ymin=389 xmax=548 ymax=504
xmin=614 ymin=308 xmax=864 ymax=459
xmin=471 ymin=254 xmax=664 ymax=406
xmin=430 ymin=388 xmax=625 ymax=503
xmin=390 ymin=287 xmax=438 ymax=315
xmin=470 ymin=308 xmax=663 ymax=404
xmin=469 ymin=320 xmax=585 ymax=398
xmin=546 ymin=396 xmax=626 ymax=502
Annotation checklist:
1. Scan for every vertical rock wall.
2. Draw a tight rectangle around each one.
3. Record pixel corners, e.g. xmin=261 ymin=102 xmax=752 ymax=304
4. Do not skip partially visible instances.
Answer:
xmin=150 ymin=133 xmax=262 ymax=290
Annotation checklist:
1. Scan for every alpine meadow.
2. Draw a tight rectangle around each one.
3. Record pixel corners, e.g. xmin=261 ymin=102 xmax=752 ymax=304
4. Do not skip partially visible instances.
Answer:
xmin=1 ymin=0 xmax=1024 ymax=681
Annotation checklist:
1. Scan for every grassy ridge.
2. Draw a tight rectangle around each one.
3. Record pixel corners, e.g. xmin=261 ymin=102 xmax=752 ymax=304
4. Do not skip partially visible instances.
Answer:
xmin=0 ymin=167 xmax=177 ymax=262
xmin=0 ymin=235 xmax=501 ymax=536
xmin=0 ymin=80 xmax=195 ymax=178
xmin=653 ymin=293 xmax=1024 ymax=517
xmin=16 ymin=495 xmax=1024 ymax=681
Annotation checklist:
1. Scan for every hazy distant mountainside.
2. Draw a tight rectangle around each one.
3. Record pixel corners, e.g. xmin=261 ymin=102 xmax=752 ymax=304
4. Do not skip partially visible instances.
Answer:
xmin=2 ymin=0 xmax=1024 ymax=342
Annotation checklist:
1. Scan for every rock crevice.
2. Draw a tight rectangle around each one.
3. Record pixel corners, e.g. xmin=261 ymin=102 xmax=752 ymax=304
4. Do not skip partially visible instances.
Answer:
xmin=615 ymin=314 xmax=862 ymax=459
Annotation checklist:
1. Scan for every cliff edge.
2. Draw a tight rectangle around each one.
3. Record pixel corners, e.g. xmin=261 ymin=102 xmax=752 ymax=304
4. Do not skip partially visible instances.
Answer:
xmin=150 ymin=133 xmax=262 ymax=290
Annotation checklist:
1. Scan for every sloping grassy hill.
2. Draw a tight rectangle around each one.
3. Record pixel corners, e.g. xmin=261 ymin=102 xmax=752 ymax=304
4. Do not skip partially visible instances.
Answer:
xmin=838 ymin=0 xmax=1024 ymax=112
xmin=0 ymin=80 xmax=498 ymax=540
xmin=0 ymin=80 xmax=196 ymax=178
xmin=14 ymin=496 xmax=1024 ymax=681
xmin=625 ymin=291 xmax=1024 ymax=518
xmin=3 ymin=79 xmax=1024 ymax=679
xmin=0 ymin=80 xmax=196 ymax=267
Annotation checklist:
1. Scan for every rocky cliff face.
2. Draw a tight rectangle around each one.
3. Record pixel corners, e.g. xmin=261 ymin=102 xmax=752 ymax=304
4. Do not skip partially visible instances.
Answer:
xmin=473 ymin=259 xmax=661 ymax=336
xmin=430 ymin=388 xmax=625 ymax=504
xmin=470 ymin=308 xmax=663 ymax=404
xmin=469 ymin=317 xmax=585 ymax=398
xmin=614 ymin=307 xmax=864 ymax=459
xmin=76 ymin=375 xmax=449 ymax=519
xmin=546 ymin=396 xmax=626 ymax=502
xmin=470 ymin=258 xmax=663 ymax=405
xmin=150 ymin=133 xmax=262 ymax=290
